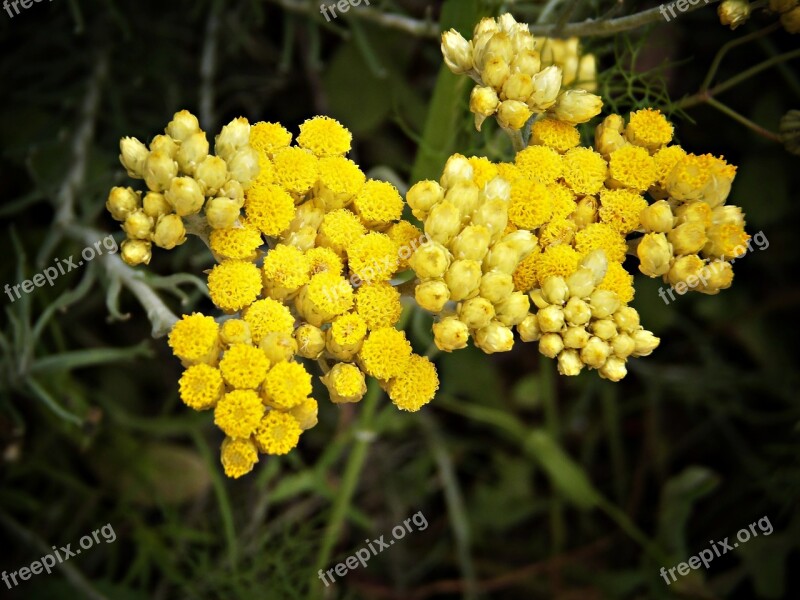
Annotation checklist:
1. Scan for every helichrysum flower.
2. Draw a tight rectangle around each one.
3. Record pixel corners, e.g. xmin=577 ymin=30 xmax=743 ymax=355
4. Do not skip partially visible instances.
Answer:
xmin=219 ymin=343 xmax=270 ymax=389
xmin=386 ymin=354 xmax=440 ymax=412
xmin=322 ymin=362 xmax=367 ymax=404
xmin=352 ymin=180 xmax=404 ymax=228
xmin=562 ymin=147 xmax=607 ymax=195
xmin=215 ymin=389 xmax=265 ymax=438
xmin=243 ymin=298 xmax=296 ymax=344
xmin=262 ymin=361 xmax=312 ymax=410
xmin=179 ymin=364 xmax=224 ymax=410
xmin=220 ymin=437 xmax=259 ymax=479
xmin=250 ymin=121 xmax=292 ymax=156
xmin=209 ymin=222 xmax=263 ymax=261
xmin=245 ymin=183 xmax=297 ymax=237
xmin=168 ymin=313 xmax=220 ymax=366
xmin=208 ymin=260 xmax=262 ymax=312
xmin=358 ymin=327 xmax=412 ymax=380
xmin=253 ymin=411 xmax=303 ymax=455
xmin=296 ymin=116 xmax=352 ymax=157
xmin=355 ymin=283 xmax=403 ymax=329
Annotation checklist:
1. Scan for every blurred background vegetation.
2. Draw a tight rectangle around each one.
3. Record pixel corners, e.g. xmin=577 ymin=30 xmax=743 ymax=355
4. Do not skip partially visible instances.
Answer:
xmin=1 ymin=0 xmax=799 ymax=598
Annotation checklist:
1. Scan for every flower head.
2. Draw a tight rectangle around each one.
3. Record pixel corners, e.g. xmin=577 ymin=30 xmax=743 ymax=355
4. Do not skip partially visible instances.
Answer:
xmin=214 ymin=389 xmax=265 ymax=438
xmin=254 ymin=411 xmax=302 ymax=455
xmin=297 ymin=116 xmax=352 ymax=157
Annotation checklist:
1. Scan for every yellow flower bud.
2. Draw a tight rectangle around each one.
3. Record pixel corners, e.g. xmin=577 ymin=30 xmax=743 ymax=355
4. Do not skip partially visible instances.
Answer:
xmin=322 ymin=363 xmax=367 ymax=404
xmin=579 ymin=250 xmax=609 ymax=285
xmin=668 ymin=221 xmax=707 ymax=256
xmin=718 ymin=0 xmax=751 ymax=29
xmin=563 ymin=326 xmax=590 ymax=349
xmin=227 ymin=147 xmax=260 ymax=186
xmin=119 ymin=137 xmax=149 ymax=178
xmin=474 ymin=320 xmax=514 ymax=354
xmin=205 ymin=197 xmax=241 ymax=229
xmin=289 ymin=398 xmax=318 ymax=431
xmin=495 ymin=291 xmax=530 ymax=326
xmin=481 ymin=176 xmax=511 ymax=202
xmin=142 ymin=192 xmax=171 ymax=220
xmin=480 ymin=270 xmax=514 ymax=304
xmin=446 ymin=182 xmax=480 ymax=222
xmin=637 ymin=232 xmax=672 ymax=277
xmin=711 ymin=205 xmax=745 ymax=228
xmin=612 ymin=334 xmax=636 ymax=359
xmin=639 ymin=200 xmax=675 ymax=232
xmin=631 ymin=329 xmax=660 ymax=357
xmin=144 ymin=150 xmax=178 ymax=192
xmin=591 ymin=319 xmax=617 ymax=341
xmin=425 ymin=201 xmax=463 ymax=246
xmin=445 ymin=260 xmax=483 ymax=301
xmin=589 ymin=289 xmax=620 ymax=319
xmin=472 ymin=198 xmax=509 ymax=243
xmin=700 ymin=260 xmax=734 ymax=293
xmin=558 ymin=349 xmax=584 ymax=376
xmin=106 ymin=186 xmax=142 ymax=222
xmin=153 ymin=214 xmax=186 ymax=249
xmin=667 ymin=254 xmax=706 ymax=290
xmin=529 ymin=288 xmax=549 ymax=310
xmin=120 ymin=239 xmax=152 ymax=266
xmin=220 ymin=180 xmax=245 ymax=204
xmin=511 ymin=50 xmax=541 ymax=77
xmin=572 ymin=196 xmax=598 ymax=229
xmin=440 ymin=154 xmax=473 ymax=188
xmin=407 ymin=180 xmax=444 ymax=220
xmin=166 ymin=176 xmax=205 ymax=217
xmin=415 ymin=280 xmax=451 ymax=313
xmin=577 ymin=54 xmax=597 ymax=92
xmin=433 ymin=316 xmax=470 ymax=351
xmin=542 ymin=276 xmax=569 ymax=305
xmin=566 ymin=269 xmax=596 ymax=299
xmin=150 ymin=134 xmax=179 ymax=159
xmin=613 ymin=306 xmax=640 ymax=333
xmin=458 ymin=296 xmax=495 ymax=329
xmin=166 ymin=110 xmax=201 ymax=142
xmin=219 ymin=319 xmax=252 ymax=346
xmin=594 ymin=114 xmax=627 ymax=158
xmin=482 ymin=56 xmax=511 ymax=89
xmin=550 ymin=90 xmax=603 ymax=125
xmin=502 ymin=72 xmax=535 ymax=103
xmin=195 ymin=156 xmax=229 ymax=196
xmin=675 ymin=201 xmax=712 ymax=227
xmin=539 ymin=332 xmax=565 ymax=358
xmin=704 ymin=223 xmax=749 ymax=259
xmin=564 ymin=297 xmax=592 ymax=326
xmin=176 ymin=131 xmax=209 ymax=175
xmin=326 ymin=315 xmax=367 ymax=361
xmin=260 ymin=331 xmax=298 ymax=363
xmin=122 ymin=210 xmax=154 ymax=240
xmin=450 ymin=225 xmax=491 ymax=262
xmin=537 ymin=305 xmax=565 ymax=333
xmin=599 ymin=356 xmax=627 ymax=382
xmin=528 ymin=66 xmax=562 ymax=111
xmin=215 ymin=117 xmax=251 ymax=162
xmin=517 ymin=313 xmax=541 ymax=342
xmin=497 ymin=100 xmax=533 ymax=130
xmin=470 ymin=86 xmax=500 ymax=131
xmin=479 ymin=31 xmax=514 ymax=68
xmin=295 ymin=323 xmax=326 ymax=359
xmin=473 ymin=17 xmax=499 ymax=38
xmin=409 ymin=242 xmax=451 ymax=279
xmin=581 ymin=336 xmax=610 ymax=368
xmin=441 ymin=29 xmax=474 ymax=74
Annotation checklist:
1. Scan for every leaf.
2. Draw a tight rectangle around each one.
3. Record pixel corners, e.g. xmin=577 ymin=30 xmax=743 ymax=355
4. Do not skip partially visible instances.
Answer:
xmin=656 ymin=466 xmax=720 ymax=558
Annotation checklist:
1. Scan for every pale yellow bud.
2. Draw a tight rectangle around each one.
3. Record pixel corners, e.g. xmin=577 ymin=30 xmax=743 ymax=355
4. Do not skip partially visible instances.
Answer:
xmin=106 ymin=186 xmax=141 ymax=221
xmin=144 ymin=150 xmax=178 ymax=192
xmin=289 ymin=399 xmax=318 ymax=430
xmin=153 ymin=214 xmax=186 ymax=249
xmin=612 ymin=334 xmax=636 ymax=359
xmin=407 ymin=180 xmax=445 ymax=220
xmin=537 ymin=305 xmax=565 ymax=333
xmin=499 ymin=230 xmax=538 ymax=259
xmin=472 ymin=198 xmax=509 ymax=243
xmin=637 ymin=232 xmax=673 ymax=277
xmin=323 ymin=363 xmax=367 ymax=404
xmin=579 ymin=250 xmax=609 ymax=285
xmin=470 ymin=86 xmax=500 ymax=131
xmin=563 ymin=326 xmax=590 ymax=349
xmin=295 ymin=323 xmax=326 ymax=359
xmin=550 ymin=90 xmax=603 ymax=124
xmin=528 ymin=66 xmax=562 ymax=111
xmin=595 ymin=114 xmax=628 ymax=158
xmin=565 ymin=269 xmax=596 ymax=299
xmin=561 ymin=55 xmax=579 ymax=87
xmin=288 ymin=200 xmax=325 ymax=232
xmin=700 ymin=260 xmax=734 ymax=293
xmin=215 ymin=117 xmax=251 ymax=162
xmin=511 ymin=29 xmax=536 ymax=54
xmin=474 ymin=320 xmax=514 ymax=354
xmin=589 ymin=289 xmax=620 ymax=319
xmin=473 ymin=17 xmax=499 ymax=38
xmin=119 ymin=137 xmax=149 ymax=178
xmin=591 ymin=319 xmax=617 ymax=341
xmin=502 ymin=72 xmax=535 ymax=103
xmin=495 ymin=291 xmax=530 ymax=326
xmin=220 ymin=180 xmax=245 ymax=204
xmin=711 ymin=205 xmax=745 ymax=227
xmin=484 ymin=242 xmax=521 ymax=275
xmin=282 ymin=226 xmax=318 ymax=252
xmin=517 ymin=313 xmax=541 ymax=342
xmin=668 ymin=221 xmax=707 ymax=256
xmin=781 ymin=7 xmax=800 ymax=33
xmin=142 ymin=192 xmax=171 ymax=220
xmin=150 ymin=134 xmax=179 ymax=159
xmin=472 ymin=32 xmax=495 ymax=71
xmin=675 ymin=201 xmax=712 ymax=228
xmin=194 ymin=156 xmax=228 ymax=197
xmin=539 ymin=332 xmax=565 ymax=358
xmin=176 ymin=131 xmax=209 ymax=175
xmin=558 ymin=349 xmax=584 ymax=376
xmin=433 ymin=316 xmax=470 ymax=352
xmin=409 ymin=242 xmax=451 ymax=279
xmin=122 ymin=210 xmax=154 ymax=240
xmin=425 ymin=201 xmax=462 ymax=246
xmin=719 ymin=0 xmax=751 ymax=29
xmin=415 ymin=280 xmax=451 ymax=313
xmin=511 ymin=50 xmax=541 ymax=77
xmin=572 ymin=196 xmax=598 ymax=229
xmin=497 ymin=100 xmax=533 ymax=130
xmin=441 ymin=154 xmax=474 ymax=188
xmin=260 ymin=331 xmax=298 ymax=364
xmin=446 ymin=182 xmax=480 ymax=222
xmin=481 ymin=176 xmax=512 ymax=202
xmin=640 ymin=200 xmax=675 ymax=232
xmin=205 ymin=196 xmax=241 ymax=229
xmin=667 ymin=254 xmax=706 ymax=290
xmin=441 ymin=29 xmax=474 ymax=74
xmin=577 ymin=54 xmax=597 ymax=92
xmin=581 ymin=336 xmax=610 ymax=369
xmin=445 ymin=260 xmax=483 ymax=301
xmin=166 ymin=110 xmax=201 ymax=143
xmin=631 ymin=329 xmax=660 ymax=357
xmin=564 ymin=297 xmax=592 ymax=326
xmin=599 ymin=356 xmax=627 ymax=382
xmin=120 ymin=239 xmax=152 ymax=266
xmin=613 ymin=306 xmax=640 ymax=333
xmin=219 ymin=319 xmax=252 ymax=346
xmin=497 ymin=13 xmax=519 ymax=34
xmin=542 ymin=276 xmax=569 ymax=305
xmin=481 ymin=32 xmax=514 ymax=68
xmin=458 ymin=296 xmax=495 ymax=329
xmin=480 ymin=270 xmax=514 ymax=304
xmin=165 ymin=176 xmax=205 ymax=217
xmin=227 ymin=147 xmax=260 ymax=186
xmin=451 ymin=225 xmax=491 ymax=261
xmin=529 ymin=288 xmax=549 ymax=310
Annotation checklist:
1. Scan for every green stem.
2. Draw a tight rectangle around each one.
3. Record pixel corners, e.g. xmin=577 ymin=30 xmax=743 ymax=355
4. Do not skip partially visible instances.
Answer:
xmin=701 ymin=22 xmax=781 ymax=91
xmin=706 ymin=97 xmax=782 ymax=143
xmin=312 ymin=380 xmax=382 ymax=595
xmin=540 ymin=355 xmax=565 ymax=553
xmin=602 ymin=385 xmax=626 ymax=503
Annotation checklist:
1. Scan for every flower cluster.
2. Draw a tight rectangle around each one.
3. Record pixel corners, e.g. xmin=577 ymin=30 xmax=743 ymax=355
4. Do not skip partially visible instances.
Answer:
xmin=441 ymin=14 xmax=602 ymax=132
xmin=719 ymin=0 xmax=800 ymax=32
xmin=106 ymin=110 xmax=259 ymax=266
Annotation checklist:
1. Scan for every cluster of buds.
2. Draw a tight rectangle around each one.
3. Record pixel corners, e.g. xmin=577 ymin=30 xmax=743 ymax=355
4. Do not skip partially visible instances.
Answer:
xmin=519 ymin=251 xmax=659 ymax=381
xmin=769 ymin=0 xmax=800 ymax=32
xmin=719 ymin=0 xmax=800 ymax=32
xmin=441 ymin=14 xmax=602 ymax=132
xmin=533 ymin=36 xmax=597 ymax=92
xmin=106 ymin=110 xmax=259 ymax=266
xmin=115 ymin=114 xmax=440 ymax=478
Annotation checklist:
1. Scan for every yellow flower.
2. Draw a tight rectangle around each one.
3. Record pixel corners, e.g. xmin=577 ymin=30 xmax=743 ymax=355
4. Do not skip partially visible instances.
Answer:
xmin=530 ymin=118 xmax=581 ymax=153
xmin=219 ymin=343 xmax=270 ymax=389
xmin=352 ymin=180 xmax=404 ymax=228
xmin=514 ymin=145 xmax=563 ymax=184
xmin=467 ymin=156 xmax=499 ymax=188
xmin=178 ymin=364 xmax=224 ymax=410
xmin=168 ymin=313 xmax=220 ymax=365
xmin=704 ymin=223 xmax=750 ymax=259
xmin=301 ymin=271 xmax=355 ymax=323
xmin=348 ymin=232 xmax=399 ymax=282
xmin=214 ymin=389 xmax=265 ymax=438
xmin=358 ymin=327 xmax=412 ymax=380
xmin=245 ymin=183 xmax=296 ymax=237
xmin=289 ymin=397 xmax=318 ymax=430
xmin=253 ymin=411 xmax=302 ymax=455
xmin=574 ymin=223 xmax=628 ymax=263
xmin=297 ymin=116 xmax=352 ymax=157
xmin=262 ymin=244 xmax=311 ymax=297
xmin=539 ymin=217 xmax=576 ymax=247
xmin=598 ymin=189 xmax=649 ymax=234
xmin=209 ymin=222 xmax=263 ymax=261
xmin=220 ymin=437 xmax=259 ymax=479
xmin=598 ymin=261 xmax=634 ymax=303
xmin=243 ymin=298 xmax=296 ymax=344
xmin=608 ymin=145 xmax=658 ymax=192
xmin=262 ymin=361 xmax=312 ymax=409
xmin=653 ymin=145 xmax=687 ymax=188
xmin=316 ymin=156 xmax=365 ymax=209
xmin=386 ymin=354 xmax=439 ymax=412
xmin=327 ymin=312 xmax=368 ymax=359
xmin=534 ymin=244 xmax=581 ymax=286
xmin=387 ymin=220 xmax=424 ymax=269
xmin=208 ymin=260 xmax=262 ymax=312
xmin=250 ymin=121 xmax=292 ymax=156
xmin=272 ymin=146 xmax=319 ymax=195
xmin=306 ymin=246 xmax=344 ymax=276
xmin=562 ymin=147 xmax=607 ymax=195
xmin=219 ymin=319 xmax=252 ymax=346
xmin=512 ymin=252 xmax=540 ymax=292
xmin=322 ymin=362 xmax=367 ymax=403
xmin=509 ymin=180 xmax=553 ymax=229
xmin=355 ymin=282 xmax=403 ymax=329
xmin=548 ymin=183 xmax=578 ymax=221
xmin=317 ymin=208 xmax=367 ymax=255
xmin=625 ymin=108 xmax=674 ymax=151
